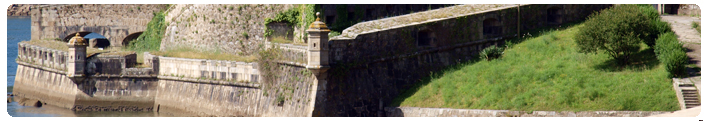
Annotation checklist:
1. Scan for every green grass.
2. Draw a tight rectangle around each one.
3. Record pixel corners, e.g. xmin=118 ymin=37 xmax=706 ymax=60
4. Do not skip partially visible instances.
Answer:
xmin=391 ymin=23 xmax=679 ymax=111
xmin=21 ymin=39 xmax=129 ymax=57
xmin=692 ymin=22 xmax=701 ymax=34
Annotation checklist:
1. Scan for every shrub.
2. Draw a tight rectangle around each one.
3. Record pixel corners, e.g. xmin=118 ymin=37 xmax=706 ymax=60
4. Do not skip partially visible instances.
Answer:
xmin=575 ymin=5 xmax=657 ymax=65
xmin=128 ymin=11 xmax=166 ymax=51
xmin=634 ymin=4 xmax=671 ymax=47
xmin=479 ymin=46 xmax=504 ymax=61
xmin=328 ymin=31 xmax=341 ymax=37
xmin=654 ymin=32 xmax=688 ymax=77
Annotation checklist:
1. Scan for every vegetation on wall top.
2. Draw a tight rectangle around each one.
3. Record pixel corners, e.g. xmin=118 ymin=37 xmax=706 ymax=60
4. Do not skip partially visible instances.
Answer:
xmin=127 ymin=7 xmax=169 ymax=52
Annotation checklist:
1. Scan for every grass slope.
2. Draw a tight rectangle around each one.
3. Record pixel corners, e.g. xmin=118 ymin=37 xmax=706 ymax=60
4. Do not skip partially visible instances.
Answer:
xmin=391 ymin=23 xmax=679 ymax=111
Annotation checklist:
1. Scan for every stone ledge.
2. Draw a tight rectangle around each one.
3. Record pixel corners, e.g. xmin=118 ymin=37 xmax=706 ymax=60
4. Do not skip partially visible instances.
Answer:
xmin=337 ymin=4 xmax=520 ymax=40
xmin=16 ymin=61 xmax=66 ymax=74
xmin=158 ymin=75 xmax=260 ymax=88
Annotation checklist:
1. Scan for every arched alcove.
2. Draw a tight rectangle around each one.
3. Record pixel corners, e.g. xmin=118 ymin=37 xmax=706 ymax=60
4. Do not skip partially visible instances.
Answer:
xmin=417 ymin=30 xmax=435 ymax=47
xmin=483 ymin=18 xmax=501 ymax=37
xmin=547 ymin=7 xmax=563 ymax=25
xmin=122 ymin=32 xmax=144 ymax=47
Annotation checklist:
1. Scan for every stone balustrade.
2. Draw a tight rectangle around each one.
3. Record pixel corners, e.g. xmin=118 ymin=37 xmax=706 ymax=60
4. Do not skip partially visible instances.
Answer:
xmin=148 ymin=52 xmax=260 ymax=83
xmin=17 ymin=43 xmax=67 ymax=71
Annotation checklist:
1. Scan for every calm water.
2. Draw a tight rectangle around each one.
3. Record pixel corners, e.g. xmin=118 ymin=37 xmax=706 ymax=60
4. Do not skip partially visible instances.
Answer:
xmin=6 ymin=16 xmax=159 ymax=117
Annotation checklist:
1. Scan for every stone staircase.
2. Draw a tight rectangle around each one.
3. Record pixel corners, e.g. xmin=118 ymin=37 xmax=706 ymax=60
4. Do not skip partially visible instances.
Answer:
xmin=680 ymin=84 xmax=701 ymax=108
xmin=673 ymin=79 xmax=701 ymax=109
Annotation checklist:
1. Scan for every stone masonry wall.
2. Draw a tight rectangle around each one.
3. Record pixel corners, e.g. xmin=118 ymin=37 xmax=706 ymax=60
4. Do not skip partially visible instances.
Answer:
xmin=161 ymin=4 xmax=297 ymax=55
xmin=259 ymin=64 xmax=316 ymax=117
xmin=678 ymin=4 xmax=701 ymax=16
xmin=31 ymin=4 xmax=167 ymax=47
xmin=321 ymin=4 xmax=611 ymax=116
xmin=150 ymin=50 xmax=315 ymax=116
xmin=153 ymin=79 xmax=262 ymax=116
xmin=13 ymin=64 xmax=77 ymax=109
xmin=72 ymin=77 xmax=158 ymax=111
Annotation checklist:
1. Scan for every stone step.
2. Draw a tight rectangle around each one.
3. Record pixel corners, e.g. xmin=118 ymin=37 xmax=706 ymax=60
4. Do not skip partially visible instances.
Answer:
xmin=681 ymin=88 xmax=697 ymax=91
xmin=685 ymin=102 xmax=701 ymax=105
xmin=684 ymin=96 xmax=699 ymax=100
xmin=679 ymin=84 xmax=695 ymax=87
xmin=685 ymin=100 xmax=700 ymax=104
xmin=683 ymin=94 xmax=699 ymax=97
xmin=682 ymin=90 xmax=697 ymax=94
xmin=686 ymin=104 xmax=701 ymax=108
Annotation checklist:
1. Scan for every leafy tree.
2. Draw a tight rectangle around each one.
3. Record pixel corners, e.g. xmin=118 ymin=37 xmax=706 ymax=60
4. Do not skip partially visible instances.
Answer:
xmin=575 ymin=5 xmax=656 ymax=65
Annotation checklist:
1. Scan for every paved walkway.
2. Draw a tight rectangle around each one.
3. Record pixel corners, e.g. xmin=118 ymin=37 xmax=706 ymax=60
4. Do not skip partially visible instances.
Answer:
xmin=651 ymin=15 xmax=701 ymax=117
xmin=661 ymin=15 xmax=701 ymax=44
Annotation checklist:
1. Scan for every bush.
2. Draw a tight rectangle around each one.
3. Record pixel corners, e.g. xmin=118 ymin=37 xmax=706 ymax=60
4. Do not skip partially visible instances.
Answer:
xmin=128 ymin=11 xmax=166 ymax=51
xmin=575 ymin=5 xmax=657 ymax=65
xmin=480 ymin=46 xmax=504 ymax=61
xmin=654 ymin=32 xmax=688 ymax=77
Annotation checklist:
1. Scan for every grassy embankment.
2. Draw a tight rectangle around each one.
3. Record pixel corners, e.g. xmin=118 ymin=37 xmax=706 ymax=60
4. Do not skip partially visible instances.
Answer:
xmin=391 ymin=23 xmax=679 ymax=111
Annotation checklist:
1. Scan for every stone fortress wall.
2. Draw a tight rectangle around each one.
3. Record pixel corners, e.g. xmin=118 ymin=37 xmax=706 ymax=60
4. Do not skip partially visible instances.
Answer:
xmin=146 ymin=47 xmax=316 ymax=116
xmin=15 ymin=4 xmax=646 ymax=117
xmin=161 ymin=4 xmax=299 ymax=55
xmin=319 ymin=4 xmax=612 ymax=116
xmin=14 ymin=42 xmax=159 ymax=112
xmin=30 ymin=4 xmax=168 ymax=47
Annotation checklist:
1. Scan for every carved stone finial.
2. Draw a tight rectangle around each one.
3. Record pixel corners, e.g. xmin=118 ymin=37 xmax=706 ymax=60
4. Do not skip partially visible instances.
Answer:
xmin=309 ymin=12 xmax=329 ymax=30
xmin=68 ymin=33 xmax=87 ymax=45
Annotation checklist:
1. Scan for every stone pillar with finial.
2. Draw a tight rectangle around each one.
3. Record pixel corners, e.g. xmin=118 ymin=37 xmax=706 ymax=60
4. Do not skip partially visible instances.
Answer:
xmin=306 ymin=12 xmax=330 ymax=117
xmin=67 ymin=33 xmax=87 ymax=83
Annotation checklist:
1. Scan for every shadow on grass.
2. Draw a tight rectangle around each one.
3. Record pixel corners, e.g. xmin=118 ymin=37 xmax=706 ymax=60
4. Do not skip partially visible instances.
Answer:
xmin=593 ymin=49 xmax=660 ymax=72
xmin=389 ymin=21 xmax=584 ymax=107
xmin=505 ymin=21 xmax=584 ymax=46
xmin=389 ymin=56 xmax=482 ymax=107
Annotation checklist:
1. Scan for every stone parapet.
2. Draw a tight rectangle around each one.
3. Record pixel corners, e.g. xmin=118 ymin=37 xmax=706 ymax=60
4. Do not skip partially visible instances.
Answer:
xmin=16 ymin=42 xmax=68 ymax=71
xmin=154 ymin=53 xmax=261 ymax=83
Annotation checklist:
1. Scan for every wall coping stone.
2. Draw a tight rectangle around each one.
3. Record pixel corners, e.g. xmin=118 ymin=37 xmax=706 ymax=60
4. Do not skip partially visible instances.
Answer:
xmin=158 ymin=75 xmax=260 ymax=88
xmin=333 ymin=4 xmax=525 ymax=40
xmin=16 ymin=61 xmax=66 ymax=74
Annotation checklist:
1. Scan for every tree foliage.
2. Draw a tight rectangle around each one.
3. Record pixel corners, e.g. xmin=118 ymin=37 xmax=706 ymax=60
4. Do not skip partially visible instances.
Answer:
xmin=575 ymin=5 xmax=659 ymax=65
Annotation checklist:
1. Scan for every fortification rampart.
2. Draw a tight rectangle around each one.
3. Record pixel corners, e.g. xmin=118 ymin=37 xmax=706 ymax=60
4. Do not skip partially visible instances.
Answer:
xmin=146 ymin=50 xmax=315 ymax=116
xmin=14 ymin=42 xmax=159 ymax=112
xmin=16 ymin=4 xmax=615 ymax=117
xmin=320 ymin=4 xmax=612 ymax=116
